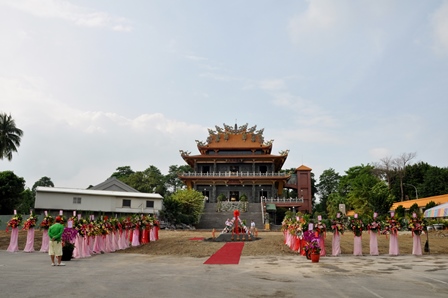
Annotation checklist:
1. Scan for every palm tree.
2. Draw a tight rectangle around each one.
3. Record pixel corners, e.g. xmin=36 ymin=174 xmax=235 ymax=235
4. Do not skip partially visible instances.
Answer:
xmin=0 ymin=113 xmax=23 ymax=161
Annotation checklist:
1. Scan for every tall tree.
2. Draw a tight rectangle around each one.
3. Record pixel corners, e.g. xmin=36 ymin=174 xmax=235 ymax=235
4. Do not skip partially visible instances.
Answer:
xmin=0 ymin=171 xmax=25 ymax=214
xmin=326 ymin=192 xmax=348 ymax=218
xmin=340 ymin=165 xmax=382 ymax=215
xmin=421 ymin=166 xmax=448 ymax=197
xmin=111 ymin=166 xmax=135 ymax=180
xmin=171 ymin=188 xmax=205 ymax=225
xmin=27 ymin=176 xmax=55 ymax=211
xmin=32 ymin=176 xmax=54 ymax=191
xmin=316 ymin=168 xmax=341 ymax=212
xmin=373 ymin=156 xmax=395 ymax=189
xmin=0 ymin=113 xmax=23 ymax=161
xmin=393 ymin=152 xmax=416 ymax=201
xmin=401 ymin=162 xmax=431 ymax=199
xmin=369 ymin=182 xmax=394 ymax=216
xmin=165 ymin=164 xmax=193 ymax=195
xmin=125 ymin=165 xmax=166 ymax=196
xmin=16 ymin=188 xmax=34 ymax=215
xmin=159 ymin=196 xmax=182 ymax=225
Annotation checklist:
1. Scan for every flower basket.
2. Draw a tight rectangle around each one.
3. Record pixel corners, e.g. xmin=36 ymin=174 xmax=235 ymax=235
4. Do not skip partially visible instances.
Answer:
xmin=367 ymin=221 xmax=381 ymax=233
xmin=349 ymin=217 xmax=364 ymax=237
xmin=40 ymin=215 xmax=54 ymax=230
xmin=382 ymin=218 xmax=401 ymax=236
xmin=6 ymin=214 xmax=22 ymax=232
xmin=408 ymin=216 xmax=424 ymax=237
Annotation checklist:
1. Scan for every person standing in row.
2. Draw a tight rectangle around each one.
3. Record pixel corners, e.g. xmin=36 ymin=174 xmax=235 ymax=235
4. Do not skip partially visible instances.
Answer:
xmin=48 ymin=216 xmax=65 ymax=266
xmin=250 ymin=220 xmax=256 ymax=235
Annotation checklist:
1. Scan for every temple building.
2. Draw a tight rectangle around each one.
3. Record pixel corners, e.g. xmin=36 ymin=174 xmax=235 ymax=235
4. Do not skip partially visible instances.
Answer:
xmin=178 ymin=123 xmax=312 ymax=213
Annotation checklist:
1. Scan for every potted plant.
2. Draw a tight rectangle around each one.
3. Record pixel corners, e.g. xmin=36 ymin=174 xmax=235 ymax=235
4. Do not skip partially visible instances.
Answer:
xmin=304 ymin=239 xmax=321 ymax=262
xmin=239 ymin=194 xmax=248 ymax=211
xmin=61 ymin=227 xmax=78 ymax=261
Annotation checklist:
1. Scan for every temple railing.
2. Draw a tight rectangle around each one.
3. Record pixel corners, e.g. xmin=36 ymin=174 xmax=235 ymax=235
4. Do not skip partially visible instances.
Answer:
xmin=180 ymin=172 xmax=287 ymax=178
xmin=263 ymin=197 xmax=304 ymax=203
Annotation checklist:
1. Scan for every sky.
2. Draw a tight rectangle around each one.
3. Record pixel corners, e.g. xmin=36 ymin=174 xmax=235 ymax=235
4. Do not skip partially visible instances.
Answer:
xmin=1 ymin=0 xmax=447 ymax=190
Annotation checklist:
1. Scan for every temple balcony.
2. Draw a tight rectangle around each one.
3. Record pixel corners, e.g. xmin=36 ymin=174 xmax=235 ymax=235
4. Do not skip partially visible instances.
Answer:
xmin=179 ymin=171 xmax=288 ymax=178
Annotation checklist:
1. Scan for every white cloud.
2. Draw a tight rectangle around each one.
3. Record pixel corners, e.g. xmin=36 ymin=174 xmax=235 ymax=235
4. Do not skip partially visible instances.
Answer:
xmin=0 ymin=74 xmax=205 ymax=188
xmin=3 ymin=0 xmax=132 ymax=32
xmin=286 ymin=0 xmax=398 ymax=56
xmin=199 ymin=72 xmax=245 ymax=82
xmin=271 ymin=92 xmax=337 ymax=127
xmin=185 ymin=55 xmax=208 ymax=61
xmin=369 ymin=147 xmax=392 ymax=160
xmin=431 ymin=1 xmax=448 ymax=54
xmin=259 ymin=79 xmax=286 ymax=91
xmin=287 ymin=0 xmax=350 ymax=46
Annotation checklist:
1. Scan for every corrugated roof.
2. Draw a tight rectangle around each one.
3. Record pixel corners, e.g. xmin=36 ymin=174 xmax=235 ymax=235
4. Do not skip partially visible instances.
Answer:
xmin=36 ymin=186 xmax=163 ymax=199
xmin=345 ymin=194 xmax=448 ymax=215
xmin=391 ymin=194 xmax=448 ymax=210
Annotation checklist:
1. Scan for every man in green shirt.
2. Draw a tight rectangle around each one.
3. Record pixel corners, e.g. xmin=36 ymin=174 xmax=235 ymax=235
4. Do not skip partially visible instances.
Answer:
xmin=48 ymin=216 xmax=65 ymax=266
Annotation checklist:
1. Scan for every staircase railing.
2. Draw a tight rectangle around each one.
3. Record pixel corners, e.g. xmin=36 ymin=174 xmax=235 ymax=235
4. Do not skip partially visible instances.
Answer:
xmin=261 ymin=199 xmax=265 ymax=225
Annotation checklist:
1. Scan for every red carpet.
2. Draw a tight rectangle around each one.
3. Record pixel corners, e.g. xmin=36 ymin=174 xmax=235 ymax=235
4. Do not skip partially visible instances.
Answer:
xmin=204 ymin=242 xmax=244 ymax=265
xmin=189 ymin=237 xmax=205 ymax=241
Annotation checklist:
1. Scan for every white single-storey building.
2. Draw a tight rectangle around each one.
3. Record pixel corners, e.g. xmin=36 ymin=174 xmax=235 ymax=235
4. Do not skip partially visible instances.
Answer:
xmin=35 ymin=177 xmax=163 ymax=217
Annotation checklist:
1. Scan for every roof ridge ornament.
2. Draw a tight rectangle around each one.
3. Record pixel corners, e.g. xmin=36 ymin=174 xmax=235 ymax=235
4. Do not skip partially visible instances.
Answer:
xmin=202 ymin=123 xmax=267 ymax=145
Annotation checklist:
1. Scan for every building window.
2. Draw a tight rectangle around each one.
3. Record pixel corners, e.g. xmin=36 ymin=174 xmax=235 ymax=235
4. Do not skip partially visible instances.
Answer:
xmin=146 ymin=200 xmax=154 ymax=208
xmin=122 ymin=199 xmax=131 ymax=207
xmin=73 ymin=197 xmax=81 ymax=204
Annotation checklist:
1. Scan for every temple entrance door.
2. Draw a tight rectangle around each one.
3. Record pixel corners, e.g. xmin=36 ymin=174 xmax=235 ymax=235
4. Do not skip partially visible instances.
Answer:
xmin=202 ymin=190 xmax=210 ymax=202
xmin=230 ymin=166 xmax=239 ymax=175
xmin=230 ymin=191 xmax=239 ymax=201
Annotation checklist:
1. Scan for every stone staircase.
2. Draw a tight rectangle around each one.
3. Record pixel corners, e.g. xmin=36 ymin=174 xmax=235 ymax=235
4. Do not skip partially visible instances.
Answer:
xmin=197 ymin=203 xmax=264 ymax=230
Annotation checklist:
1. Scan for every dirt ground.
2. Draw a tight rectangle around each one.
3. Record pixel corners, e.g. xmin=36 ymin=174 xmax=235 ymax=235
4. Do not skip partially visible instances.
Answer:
xmin=1 ymin=229 xmax=447 ymax=257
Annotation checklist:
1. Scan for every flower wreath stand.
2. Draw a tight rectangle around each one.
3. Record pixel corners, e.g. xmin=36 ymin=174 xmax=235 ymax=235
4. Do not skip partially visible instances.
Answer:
xmin=23 ymin=227 xmax=35 ymax=252
xmin=6 ymin=213 xmax=22 ymax=253
xmin=367 ymin=215 xmax=380 ymax=256
xmin=40 ymin=229 xmax=50 ymax=253
xmin=6 ymin=227 xmax=20 ymax=252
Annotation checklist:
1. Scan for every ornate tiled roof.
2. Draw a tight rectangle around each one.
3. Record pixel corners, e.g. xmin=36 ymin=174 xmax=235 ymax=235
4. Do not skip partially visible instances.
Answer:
xmin=195 ymin=123 xmax=274 ymax=150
